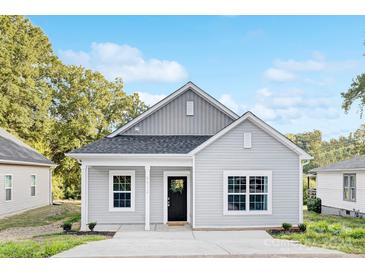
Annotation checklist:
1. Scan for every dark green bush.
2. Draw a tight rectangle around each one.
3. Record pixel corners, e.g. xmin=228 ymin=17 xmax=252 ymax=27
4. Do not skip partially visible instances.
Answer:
xmin=307 ymin=197 xmax=321 ymax=213
xmin=61 ymin=221 xmax=72 ymax=232
xmin=298 ymin=223 xmax=307 ymax=232
xmin=282 ymin=223 xmax=292 ymax=231
xmin=87 ymin=222 xmax=97 ymax=232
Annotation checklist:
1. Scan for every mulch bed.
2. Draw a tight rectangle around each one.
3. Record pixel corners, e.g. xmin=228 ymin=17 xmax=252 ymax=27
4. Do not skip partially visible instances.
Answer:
xmin=64 ymin=231 xmax=115 ymax=237
xmin=268 ymin=227 xmax=302 ymax=235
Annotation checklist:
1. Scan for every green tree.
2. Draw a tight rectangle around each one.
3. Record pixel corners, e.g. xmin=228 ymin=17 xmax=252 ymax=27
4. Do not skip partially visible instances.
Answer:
xmin=0 ymin=15 xmax=59 ymax=153
xmin=49 ymin=66 xmax=147 ymax=198
xmin=0 ymin=16 xmax=147 ymax=199
xmin=342 ymin=74 xmax=365 ymax=117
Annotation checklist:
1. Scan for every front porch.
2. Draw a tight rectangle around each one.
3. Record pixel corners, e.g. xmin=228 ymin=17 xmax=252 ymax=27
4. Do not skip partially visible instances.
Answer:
xmin=80 ymin=155 xmax=194 ymax=231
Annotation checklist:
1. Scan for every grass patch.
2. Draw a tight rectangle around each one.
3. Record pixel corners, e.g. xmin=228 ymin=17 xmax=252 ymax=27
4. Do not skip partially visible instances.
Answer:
xmin=272 ymin=211 xmax=365 ymax=254
xmin=0 ymin=233 xmax=107 ymax=258
xmin=0 ymin=201 xmax=80 ymax=231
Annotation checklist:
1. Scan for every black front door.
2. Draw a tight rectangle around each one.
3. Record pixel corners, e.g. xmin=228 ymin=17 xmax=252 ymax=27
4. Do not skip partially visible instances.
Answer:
xmin=168 ymin=176 xmax=187 ymax=221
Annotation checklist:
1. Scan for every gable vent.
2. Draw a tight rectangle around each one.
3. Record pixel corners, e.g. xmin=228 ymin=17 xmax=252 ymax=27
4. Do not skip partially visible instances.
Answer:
xmin=243 ymin=132 xmax=252 ymax=148
xmin=186 ymin=101 xmax=194 ymax=116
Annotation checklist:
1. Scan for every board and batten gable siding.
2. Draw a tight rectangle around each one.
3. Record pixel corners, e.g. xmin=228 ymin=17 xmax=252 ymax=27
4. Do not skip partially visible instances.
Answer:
xmin=0 ymin=164 xmax=51 ymax=217
xmin=194 ymin=119 xmax=300 ymax=227
xmin=88 ymin=165 xmax=192 ymax=224
xmin=317 ymin=171 xmax=365 ymax=213
xmin=123 ymin=89 xmax=234 ymax=135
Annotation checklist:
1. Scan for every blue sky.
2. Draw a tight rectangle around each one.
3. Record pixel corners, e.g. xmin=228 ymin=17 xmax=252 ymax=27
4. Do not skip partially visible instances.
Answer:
xmin=29 ymin=16 xmax=365 ymax=139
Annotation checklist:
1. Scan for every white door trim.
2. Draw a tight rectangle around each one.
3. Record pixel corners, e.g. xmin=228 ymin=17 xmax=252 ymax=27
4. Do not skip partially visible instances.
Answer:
xmin=163 ymin=171 xmax=191 ymax=224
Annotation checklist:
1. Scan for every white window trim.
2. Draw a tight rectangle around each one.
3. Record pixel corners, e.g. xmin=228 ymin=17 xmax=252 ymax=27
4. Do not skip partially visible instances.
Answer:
xmin=109 ymin=170 xmax=135 ymax=212
xmin=31 ymin=174 xmax=37 ymax=197
xmin=223 ymin=170 xmax=272 ymax=215
xmin=243 ymin=132 xmax=252 ymax=148
xmin=343 ymin=173 xmax=356 ymax=202
xmin=4 ymin=174 xmax=13 ymax=202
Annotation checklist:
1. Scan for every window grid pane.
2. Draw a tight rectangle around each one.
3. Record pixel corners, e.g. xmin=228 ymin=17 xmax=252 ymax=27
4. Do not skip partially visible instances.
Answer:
xmin=113 ymin=175 xmax=132 ymax=208
xmin=31 ymin=186 xmax=36 ymax=196
xmin=228 ymin=176 xmax=246 ymax=193
xmin=5 ymin=175 xmax=12 ymax=188
xmin=6 ymin=189 xmax=11 ymax=201
xmin=228 ymin=194 xmax=246 ymax=211
xmin=31 ymin=175 xmax=36 ymax=187
xmin=249 ymin=194 xmax=268 ymax=210
xmin=344 ymin=174 xmax=356 ymax=201
xmin=249 ymin=176 xmax=268 ymax=193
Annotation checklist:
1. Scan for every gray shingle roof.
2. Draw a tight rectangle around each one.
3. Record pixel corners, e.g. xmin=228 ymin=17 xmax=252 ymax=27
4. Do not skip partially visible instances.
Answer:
xmin=0 ymin=136 xmax=54 ymax=165
xmin=70 ymin=135 xmax=212 ymax=154
xmin=310 ymin=155 xmax=365 ymax=172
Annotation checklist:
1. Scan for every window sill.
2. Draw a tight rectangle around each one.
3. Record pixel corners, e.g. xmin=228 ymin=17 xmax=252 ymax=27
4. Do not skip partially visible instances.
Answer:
xmin=109 ymin=207 xmax=135 ymax=212
xmin=223 ymin=210 xmax=272 ymax=216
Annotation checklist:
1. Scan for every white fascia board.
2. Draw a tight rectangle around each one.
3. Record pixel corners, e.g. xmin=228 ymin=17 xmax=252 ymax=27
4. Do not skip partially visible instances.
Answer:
xmin=189 ymin=111 xmax=312 ymax=160
xmin=0 ymin=159 xmax=57 ymax=167
xmin=313 ymin=168 xmax=365 ymax=173
xmin=108 ymin=82 xmax=239 ymax=137
xmin=67 ymin=153 xmax=193 ymax=167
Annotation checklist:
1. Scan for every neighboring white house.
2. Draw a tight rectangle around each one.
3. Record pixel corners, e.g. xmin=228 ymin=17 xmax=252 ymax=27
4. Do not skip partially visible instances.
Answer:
xmin=0 ymin=128 xmax=55 ymax=217
xmin=311 ymin=155 xmax=365 ymax=217
xmin=67 ymin=82 xmax=312 ymax=231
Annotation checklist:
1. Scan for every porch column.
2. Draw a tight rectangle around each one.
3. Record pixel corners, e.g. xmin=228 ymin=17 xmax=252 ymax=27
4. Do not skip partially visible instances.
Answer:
xmin=80 ymin=163 xmax=88 ymax=231
xmin=145 ymin=165 xmax=151 ymax=231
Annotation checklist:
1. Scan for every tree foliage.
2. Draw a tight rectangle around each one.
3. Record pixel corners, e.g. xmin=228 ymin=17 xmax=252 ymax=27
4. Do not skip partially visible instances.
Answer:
xmin=0 ymin=16 xmax=147 ymax=199
xmin=342 ymin=73 xmax=365 ymax=117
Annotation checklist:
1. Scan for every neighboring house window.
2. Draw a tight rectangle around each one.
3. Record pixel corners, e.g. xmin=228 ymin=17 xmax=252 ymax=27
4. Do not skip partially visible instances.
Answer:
xmin=109 ymin=170 xmax=135 ymax=211
xmin=343 ymin=174 xmax=356 ymax=202
xmin=223 ymin=170 xmax=272 ymax=215
xmin=186 ymin=101 xmax=194 ymax=116
xmin=31 ymin=175 xmax=36 ymax=196
xmin=4 ymin=175 xmax=12 ymax=201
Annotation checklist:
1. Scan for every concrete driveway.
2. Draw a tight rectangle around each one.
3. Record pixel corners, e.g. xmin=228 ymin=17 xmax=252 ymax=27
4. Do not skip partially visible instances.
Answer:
xmin=55 ymin=225 xmax=346 ymax=258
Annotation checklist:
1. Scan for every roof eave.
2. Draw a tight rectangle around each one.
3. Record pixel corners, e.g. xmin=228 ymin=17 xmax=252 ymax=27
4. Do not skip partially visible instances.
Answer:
xmin=0 ymin=159 xmax=57 ymax=167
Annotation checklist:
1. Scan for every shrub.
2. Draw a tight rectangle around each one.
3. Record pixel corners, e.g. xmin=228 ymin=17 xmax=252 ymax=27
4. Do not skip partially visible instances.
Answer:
xmin=282 ymin=223 xmax=292 ymax=231
xmin=307 ymin=197 xmax=321 ymax=213
xmin=61 ymin=221 xmax=72 ymax=232
xmin=87 ymin=222 xmax=97 ymax=232
xmin=298 ymin=223 xmax=307 ymax=232
xmin=328 ymin=224 xmax=342 ymax=235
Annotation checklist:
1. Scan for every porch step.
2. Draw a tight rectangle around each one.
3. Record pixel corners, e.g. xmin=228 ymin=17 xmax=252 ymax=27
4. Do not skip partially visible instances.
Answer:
xmin=167 ymin=221 xmax=188 ymax=226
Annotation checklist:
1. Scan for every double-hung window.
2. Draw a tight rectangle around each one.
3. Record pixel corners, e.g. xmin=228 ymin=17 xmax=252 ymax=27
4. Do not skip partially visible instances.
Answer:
xmin=31 ymin=175 xmax=36 ymax=196
xmin=109 ymin=170 xmax=135 ymax=211
xmin=224 ymin=170 xmax=272 ymax=215
xmin=343 ymin=174 xmax=356 ymax=202
xmin=5 ymin=175 xmax=13 ymax=201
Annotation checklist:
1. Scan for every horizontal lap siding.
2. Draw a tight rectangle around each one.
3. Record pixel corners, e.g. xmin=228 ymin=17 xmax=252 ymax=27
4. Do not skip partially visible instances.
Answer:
xmin=195 ymin=120 xmax=300 ymax=227
xmin=88 ymin=166 xmax=192 ymax=224
xmin=317 ymin=172 xmax=365 ymax=213
xmin=124 ymin=89 xmax=233 ymax=135
xmin=88 ymin=166 xmax=145 ymax=224
xmin=0 ymin=164 xmax=50 ymax=217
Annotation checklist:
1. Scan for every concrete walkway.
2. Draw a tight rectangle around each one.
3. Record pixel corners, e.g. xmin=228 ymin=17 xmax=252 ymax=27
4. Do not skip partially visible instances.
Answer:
xmin=55 ymin=225 xmax=346 ymax=258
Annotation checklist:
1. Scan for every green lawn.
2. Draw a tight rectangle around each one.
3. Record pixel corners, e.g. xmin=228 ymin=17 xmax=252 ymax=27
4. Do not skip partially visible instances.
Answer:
xmin=0 ymin=233 xmax=107 ymax=258
xmin=0 ymin=202 xmax=81 ymax=231
xmin=272 ymin=211 xmax=365 ymax=254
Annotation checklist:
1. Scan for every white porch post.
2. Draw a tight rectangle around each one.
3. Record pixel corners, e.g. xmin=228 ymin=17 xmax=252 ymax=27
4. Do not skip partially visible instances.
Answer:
xmin=81 ymin=163 xmax=88 ymax=231
xmin=145 ymin=165 xmax=151 ymax=231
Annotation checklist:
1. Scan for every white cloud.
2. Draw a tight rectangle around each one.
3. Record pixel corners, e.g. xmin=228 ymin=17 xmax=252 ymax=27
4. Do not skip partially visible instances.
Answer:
xmin=274 ymin=58 xmax=325 ymax=72
xmin=136 ymin=92 xmax=166 ymax=106
xmin=264 ymin=68 xmax=296 ymax=82
xmin=251 ymin=88 xmax=339 ymax=123
xmin=219 ymin=94 xmax=246 ymax=114
xmin=59 ymin=42 xmax=188 ymax=83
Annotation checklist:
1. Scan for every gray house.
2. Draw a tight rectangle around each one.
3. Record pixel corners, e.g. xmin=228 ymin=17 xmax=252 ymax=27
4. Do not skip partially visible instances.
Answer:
xmin=0 ymin=128 xmax=55 ymax=217
xmin=68 ymin=82 xmax=311 ymax=230
xmin=311 ymin=155 xmax=365 ymax=217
